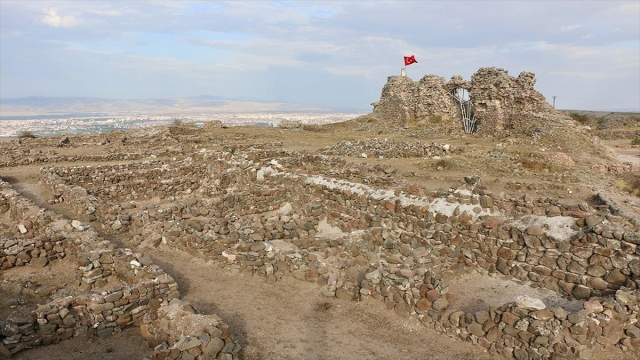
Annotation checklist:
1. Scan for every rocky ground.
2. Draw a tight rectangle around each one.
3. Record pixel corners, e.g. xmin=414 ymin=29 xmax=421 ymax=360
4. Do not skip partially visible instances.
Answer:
xmin=1 ymin=112 xmax=639 ymax=360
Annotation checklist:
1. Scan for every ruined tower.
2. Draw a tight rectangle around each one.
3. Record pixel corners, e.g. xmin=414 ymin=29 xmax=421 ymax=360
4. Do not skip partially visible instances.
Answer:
xmin=371 ymin=67 xmax=555 ymax=135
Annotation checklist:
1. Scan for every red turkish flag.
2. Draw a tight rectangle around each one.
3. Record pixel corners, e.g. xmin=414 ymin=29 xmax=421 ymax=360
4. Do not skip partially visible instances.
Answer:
xmin=404 ymin=55 xmax=417 ymax=66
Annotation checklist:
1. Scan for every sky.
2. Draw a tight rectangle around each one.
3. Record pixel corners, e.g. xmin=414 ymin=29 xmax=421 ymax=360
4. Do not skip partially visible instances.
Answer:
xmin=0 ymin=0 xmax=639 ymax=111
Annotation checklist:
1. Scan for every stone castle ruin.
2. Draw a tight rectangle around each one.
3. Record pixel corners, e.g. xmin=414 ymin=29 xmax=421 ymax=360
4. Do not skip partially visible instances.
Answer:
xmin=371 ymin=67 xmax=555 ymax=134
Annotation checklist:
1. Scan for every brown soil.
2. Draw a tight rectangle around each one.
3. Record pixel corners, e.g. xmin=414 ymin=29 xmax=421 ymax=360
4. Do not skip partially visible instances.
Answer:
xmin=11 ymin=327 xmax=149 ymax=360
xmin=146 ymin=248 xmax=495 ymax=360
xmin=0 ymin=258 xmax=78 ymax=320
xmin=603 ymin=139 xmax=640 ymax=166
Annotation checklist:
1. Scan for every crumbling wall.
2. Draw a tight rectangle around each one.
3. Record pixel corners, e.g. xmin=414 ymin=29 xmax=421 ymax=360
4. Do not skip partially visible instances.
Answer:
xmin=470 ymin=68 xmax=554 ymax=134
xmin=416 ymin=75 xmax=460 ymax=121
xmin=142 ymin=299 xmax=239 ymax=360
xmin=371 ymin=67 xmax=555 ymax=135
xmin=371 ymin=75 xmax=418 ymax=125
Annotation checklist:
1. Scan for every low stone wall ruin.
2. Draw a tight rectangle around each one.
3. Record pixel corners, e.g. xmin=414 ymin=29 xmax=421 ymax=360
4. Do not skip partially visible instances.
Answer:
xmin=0 ymin=179 xmax=239 ymax=360
xmin=37 ymin=148 xmax=640 ymax=359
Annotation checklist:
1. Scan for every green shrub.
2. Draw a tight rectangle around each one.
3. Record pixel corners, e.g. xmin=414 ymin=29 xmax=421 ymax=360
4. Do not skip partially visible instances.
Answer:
xmin=172 ymin=118 xmax=183 ymax=127
xmin=631 ymin=138 xmax=640 ymax=145
xmin=18 ymin=130 xmax=36 ymax=138
xmin=569 ymin=113 xmax=591 ymax=124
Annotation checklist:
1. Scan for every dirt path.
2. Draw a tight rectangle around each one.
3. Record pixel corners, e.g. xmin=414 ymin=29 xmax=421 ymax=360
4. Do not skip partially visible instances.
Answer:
xmin=146 ymin=247 xmax=494 ymax=360
xmin=603 ymin=139 xmax=640 ymax=166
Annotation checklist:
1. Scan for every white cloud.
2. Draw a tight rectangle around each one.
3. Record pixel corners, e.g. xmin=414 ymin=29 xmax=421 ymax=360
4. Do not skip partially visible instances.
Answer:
xmin=561 ymin=25 xmax=581 ymax=32
xmin=41 ymin=8 xmax=79 ymax=28
xmin=85 ymin=9 xmax=123 ymax=17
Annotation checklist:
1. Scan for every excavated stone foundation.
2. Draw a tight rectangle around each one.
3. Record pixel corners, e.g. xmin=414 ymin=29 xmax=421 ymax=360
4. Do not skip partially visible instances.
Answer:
xmin=1 ymin=143 xmax=635 ymax=359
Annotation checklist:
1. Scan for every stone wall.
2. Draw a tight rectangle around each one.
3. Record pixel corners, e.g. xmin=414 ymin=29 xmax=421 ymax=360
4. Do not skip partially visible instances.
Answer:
xmin=371 ymin=67 xmax=556 ymax=135
xmin=142 ymin=299 xmax=239 ymax=360
xmin=0 ymin=131 xmax=185 ymax=168
xmin=0 ymin=178 xmax=239 ymax=359
xmin=39 ymin=149 xmax=640 ymax=358
xmin=0 ymin=181 xmax=71 ymax=270
xmin=319 ymin=139 xmax=454 ymax=159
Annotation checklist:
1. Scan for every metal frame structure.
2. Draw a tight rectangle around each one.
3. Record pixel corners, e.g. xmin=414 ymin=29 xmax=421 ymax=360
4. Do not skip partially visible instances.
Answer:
xmin=449 ymin=88 xmax=477 ymax=134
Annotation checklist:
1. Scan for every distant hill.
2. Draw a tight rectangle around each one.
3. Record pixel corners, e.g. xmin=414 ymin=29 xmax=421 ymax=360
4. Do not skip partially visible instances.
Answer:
xmin=0 ymin=96 xmax=328 ymax=116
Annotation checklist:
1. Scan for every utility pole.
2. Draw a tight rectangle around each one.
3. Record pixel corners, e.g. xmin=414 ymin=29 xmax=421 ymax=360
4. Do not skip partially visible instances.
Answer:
xmin=552 ymin=96 xmax=556 ymax=109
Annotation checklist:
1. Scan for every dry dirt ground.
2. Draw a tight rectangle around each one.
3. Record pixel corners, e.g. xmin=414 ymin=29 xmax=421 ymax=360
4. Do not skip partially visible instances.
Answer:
xmin=1 ymin=114 xmax=639 ymax=360
xmin=604 ymin=139 xmax=640 ymax=166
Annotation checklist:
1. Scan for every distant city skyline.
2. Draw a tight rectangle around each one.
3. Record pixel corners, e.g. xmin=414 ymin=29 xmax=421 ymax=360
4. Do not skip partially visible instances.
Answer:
xmin=1 ymin=1 xmax=639 ymax=111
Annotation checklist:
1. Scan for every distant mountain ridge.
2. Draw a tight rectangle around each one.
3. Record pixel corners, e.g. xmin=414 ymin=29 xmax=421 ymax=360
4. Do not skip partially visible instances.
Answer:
xmin=0 ymin=95 xmax=331 ymax=116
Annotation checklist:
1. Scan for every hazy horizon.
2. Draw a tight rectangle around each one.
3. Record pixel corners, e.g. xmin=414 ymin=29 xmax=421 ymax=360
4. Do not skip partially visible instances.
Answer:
xmin=2 ymin=94 xmax=639 ymax=115
xmin=1 ymin=1 xmax=639 ymax=111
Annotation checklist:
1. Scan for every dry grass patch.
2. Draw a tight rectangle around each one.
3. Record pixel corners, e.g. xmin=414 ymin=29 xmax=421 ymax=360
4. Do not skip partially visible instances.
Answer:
xmin=302 ymin=124 xmax=330 ymax=133
xmin=615 ymin=173 xmax=640 ymax=197
xmin=431 ymin=158 xmax=459 ymax=171
xmin=313 ymin=301 xmax=334 ymax=312
xmin=521 ymin=158 xmax=554 ymax=173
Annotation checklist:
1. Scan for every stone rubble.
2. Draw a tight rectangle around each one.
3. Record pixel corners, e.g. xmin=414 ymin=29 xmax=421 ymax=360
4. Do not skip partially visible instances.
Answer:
xmin=0 ymin=179 xmax=239 ymax=360
xmin=319 ymin=138 xmax=455 ymax=158
xmin=592 ymin=162 xmax=640 ymax=175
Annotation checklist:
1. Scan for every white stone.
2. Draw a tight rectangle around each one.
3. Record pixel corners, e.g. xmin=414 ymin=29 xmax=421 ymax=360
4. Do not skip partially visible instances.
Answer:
xmin=256 ymin=169 xmax=265 ymax=182
xmin=365 ymin=270 xmax=381 ymax=284
xmin=515 ymin=295 xmax=546 ymax=310
xmin=221 ymin=251 xmax=236 ymax=263
xmin=71 ymin=220 xmax=84 ymax=230
xmin=269 ymin=159 xmax=282 ymax=169
xmin=18 ymin=224 xmax=28 ymax=234
xmin=615 ymin=290 xmax=635 ymax=305
xmin=112 ymin=219 xmax=123 ymax=230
